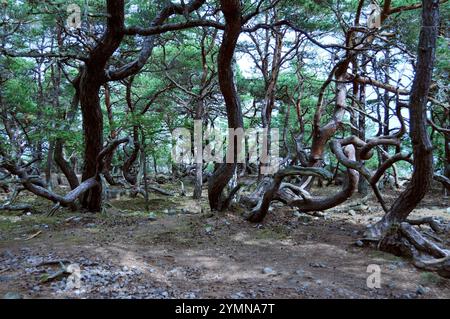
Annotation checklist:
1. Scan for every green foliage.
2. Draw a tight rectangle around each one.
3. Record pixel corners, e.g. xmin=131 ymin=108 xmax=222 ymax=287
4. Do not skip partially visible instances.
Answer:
xmin=0 ymin=0 xmax=448 ymax=183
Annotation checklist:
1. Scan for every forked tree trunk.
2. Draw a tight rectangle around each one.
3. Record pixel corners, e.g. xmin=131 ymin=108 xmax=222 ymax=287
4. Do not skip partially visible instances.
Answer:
xmin=368 ymin=0 xmax=439 ymax=238
xmin=79 ymin=0 xmax=125 ymax=212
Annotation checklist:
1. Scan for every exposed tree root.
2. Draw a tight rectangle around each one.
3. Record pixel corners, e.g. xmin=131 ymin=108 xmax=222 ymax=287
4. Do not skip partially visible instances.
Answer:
xmin=1 ymin=137 xmax=130 ymax=212
xmin=0 ymin=203 xmax=31 ymax=211
xmin=434 ymin=174 xmax=450 ymax=192
xmin=378 ymin=222 xmax=450 ymax=278
xmin=244 ymin=166 xmax=335 ymax=222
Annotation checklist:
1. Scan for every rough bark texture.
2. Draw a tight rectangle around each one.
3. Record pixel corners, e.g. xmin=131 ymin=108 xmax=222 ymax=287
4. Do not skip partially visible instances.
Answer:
xmin=54 ymin=139 xmax=79 ymax=190
xmin=79 ymin=0 xmax=125 ymax=211
xmin=207 ymin=0 xmax=243 ymax=210
xmin=368 ymin=0 xmax=439 ymax=238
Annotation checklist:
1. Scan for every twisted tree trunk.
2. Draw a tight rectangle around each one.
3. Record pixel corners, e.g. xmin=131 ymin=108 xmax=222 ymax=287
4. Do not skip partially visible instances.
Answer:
xmin=368 ymin=0 xmax=439 ymax=238
xmin=79 ymin=0 xmax=125 ymax=211
xmin=207 ymin=0 xmax=243 ymax=210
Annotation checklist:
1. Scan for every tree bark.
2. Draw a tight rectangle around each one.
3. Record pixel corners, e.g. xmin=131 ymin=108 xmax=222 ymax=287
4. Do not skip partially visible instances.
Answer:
xmin=79 ymin=0 xmax=125 ymax=211
xmin=207 ymin=0 xmax=243 ymax=210
xmin=369 ymin=0 xmax=439 ymax=238
xmin=54 ymin=139 xmax=79 ymax=190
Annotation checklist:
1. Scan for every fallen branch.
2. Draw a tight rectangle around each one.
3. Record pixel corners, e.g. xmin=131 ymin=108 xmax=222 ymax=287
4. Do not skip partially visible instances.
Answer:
xmin=148 ymin=185 xmax=174 ymax=196
xmin=434 ymin=174 xmax=450 ymax=191
xmin=24 ymin=230 xmax=42 ymax=241
xmin=0 ymin=203 xmax=32 ymax=211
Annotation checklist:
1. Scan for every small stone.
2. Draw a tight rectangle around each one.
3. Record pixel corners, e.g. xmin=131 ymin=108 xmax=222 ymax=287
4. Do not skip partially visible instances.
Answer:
xmin=161 ymin=291 xmax=169 ymax=298
xmin=446 ymin=207 xmax=450 ymax=214
xmin=416 ymin=285 xmax=429 ymax=295
xmin=355 ymin=240 xmax=364 ymax=247
xmin=205 ymin=226 xmax=213 ymax=234
xmin=301 ymin=283 xmax=310 ymax=289
xmin=231 ymin=292 xmax=246 ymax=299
xmin=262 ymin=267 xmax=275 ymax=275
xmin=388 ymin=263 xmax=397 ymax=270
xmin=359 ymin=205 xmax=369 ymax=212
xmin=298 ymin=215 xmax=313 ymax=223
xmin=147 ymin=213 xmax=157 ymax=221
xmin=309 ymin=262 xmax=326 ymax=268
xmin=167 ymin=209 xmax=177 ymax=216
xmin=348 ymin=210 xmax=356 ymax=216
xmin=315 ymin=280 xmax=323 ymax=285
xmin=313 ymin=211 xmax=325 ymax=218
xmin=185 ymin=292 xmax=196 ymax=299
xmin=3 ymin=292 xmax=22 ymax=299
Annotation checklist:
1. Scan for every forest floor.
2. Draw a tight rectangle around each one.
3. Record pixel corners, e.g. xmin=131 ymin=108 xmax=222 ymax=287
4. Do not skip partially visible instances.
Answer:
xmin=0 ymin=182 xmax=449 ymax=299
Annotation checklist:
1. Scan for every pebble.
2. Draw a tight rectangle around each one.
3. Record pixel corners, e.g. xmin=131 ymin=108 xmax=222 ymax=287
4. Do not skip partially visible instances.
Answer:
xmin=3 ymin=292 xmax=22 ymax=299
xmin=355 ymin=240 xmax=364 ymax=247
xmin=167 ymin=209 xmax=177 ymax=216
xmin=295 ymin=269 xmax=305 ymax=276
xmin=185 ymin=292 xmax=197 ymax=299
xmin=388 ymin=263 xmax=397 ymax=270
xmin=313 ymin=211 xmax=326 ymax=218
xmin=231 ymin=292 xmax=246 ymax=299
xmin=416 ymin=285 xmax=429 ymax=295
xmin=348 ymin=210 xmax=356 ymax=216
xmin=262 ymin=267 xmax=276 ymax=275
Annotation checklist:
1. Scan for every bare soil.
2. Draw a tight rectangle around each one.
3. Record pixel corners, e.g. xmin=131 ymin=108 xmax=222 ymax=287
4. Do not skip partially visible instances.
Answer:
xmin=0 ymin=183 xmax=449 ymax=299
